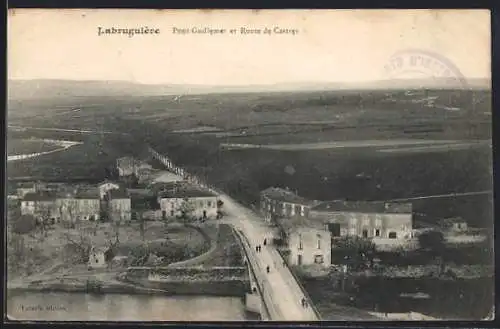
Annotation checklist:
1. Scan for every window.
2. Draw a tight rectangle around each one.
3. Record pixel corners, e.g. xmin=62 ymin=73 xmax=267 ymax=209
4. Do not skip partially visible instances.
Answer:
xmin=388 ymin=232 xmax=397 ymax=239
xmin=298 ymin=233 xmax=303 ymax=250
xmin=375 ymin=229 xmax=380 ymax=237
xmin=170 ymin=210 xmax=174 ymax=217
xmin=362 ymin=229 xmax=368 ymax=238
xmin=363 ymin=217 xmax=369 ymax=226
xmin=207 ymin=201 xmax=212 ymax=207
xmin=317 ymin=234 xmax=321 ymax=249
xmin=314 ymin=255 xmax=324 ymax=264
xmin=375 ymin=218 xmax=382 ymax=227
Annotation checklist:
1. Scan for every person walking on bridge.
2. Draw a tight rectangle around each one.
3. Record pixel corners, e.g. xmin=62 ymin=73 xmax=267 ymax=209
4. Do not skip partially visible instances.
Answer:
xmin=266 ymin=265 xmax=270 ymax=273
xmin=263 ymin=238 xmax=267 ymax=246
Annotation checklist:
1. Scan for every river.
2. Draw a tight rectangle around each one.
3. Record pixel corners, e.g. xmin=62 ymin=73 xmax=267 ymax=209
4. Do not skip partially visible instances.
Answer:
xmin=7 ymin=292 xmax=249 ymax=321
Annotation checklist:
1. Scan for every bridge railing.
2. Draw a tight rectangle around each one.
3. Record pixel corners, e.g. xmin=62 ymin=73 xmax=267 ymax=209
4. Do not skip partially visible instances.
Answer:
xmin=234 ymin=229 xmax=284 ymax=320
xmin=271 ymin=248 xmax=322 ymax=320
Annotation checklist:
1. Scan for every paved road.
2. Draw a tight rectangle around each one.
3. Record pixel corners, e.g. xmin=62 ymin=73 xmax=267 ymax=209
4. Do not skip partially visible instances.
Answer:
xmin=218 ymin=193 xmax=319 ymax=321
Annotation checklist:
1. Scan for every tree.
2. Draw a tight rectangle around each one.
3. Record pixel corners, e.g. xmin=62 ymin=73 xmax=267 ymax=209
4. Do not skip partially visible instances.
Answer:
xmin=418 ymin=230 xmax=446 ymax=274
xmin=332 ymin=236 xmax=376 ymax=270
xmin=62 ymin=230 xmax=92 ymax=264
xmin=178 ymin=199 xmax=196 ymax=224
xmin=139 ymin=212 xmax=146 ymax=241
xmin=13 ymin=214 xmax=36 ymax=235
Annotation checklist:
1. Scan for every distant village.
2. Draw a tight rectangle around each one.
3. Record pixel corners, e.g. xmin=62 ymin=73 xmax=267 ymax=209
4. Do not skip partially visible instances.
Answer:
xmin=8 ymin=156 xmax=222 ymax=228
xmin=7 ymin=155 xmax=487 ymax=272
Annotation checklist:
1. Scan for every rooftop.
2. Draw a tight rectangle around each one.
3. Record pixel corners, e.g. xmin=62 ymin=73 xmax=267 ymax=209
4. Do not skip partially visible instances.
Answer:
xmin=109 ymin=188 xmax=130 ymax=199
xmin=260 ymin=187 xmax=316 ymax=206
xmin=22 ymin=191 xmax=57 ymax=202
xmin=17 ymin=182 xmax=36 ymax=189
xmin=74 ymin=187 xmax=100 ymax=199
xmin=439 ymin=217 xmax=467 ymax=225
xmin=98 ymin=180 xmax=121 ymax=187
xmin=158 ymin=186 xmax=217 ymax=199
xmin=311 ymin=201 xmax=412 ymax=214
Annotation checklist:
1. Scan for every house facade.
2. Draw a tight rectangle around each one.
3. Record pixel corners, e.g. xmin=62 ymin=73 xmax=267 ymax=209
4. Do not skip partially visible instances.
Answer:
xmin=158 ymin=187 xmax=218 ymax=220
xmin=439 ymin=217 xmax=468 ymax=233
xmin=17 ymin=182 xmax=37 ymax=198
xmin=116 ymin=157 xmax=136 ymax=177
xmin=108 ymin=189 xmax=132 ymax=222
xmin=21 ymin=192 xmax=58 ymax=222
xmin=88 ymin=247 xmax=107 ymax=269
xmin=308 ymin=201 xmax=413 ymax=242
xmin=98 ymin=181 xmax=120 ymax=199
xmin=21 ymin=188 xmax=101 ymax=223
xmin=260 ymin=187 xmax=318 ymax=222
xmin=276 ymin=216 xmax=332 ymax=267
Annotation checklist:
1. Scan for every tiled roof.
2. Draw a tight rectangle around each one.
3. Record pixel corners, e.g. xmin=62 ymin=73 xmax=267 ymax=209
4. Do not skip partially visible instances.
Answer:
xmin=22 ymin=191 xmax=57 ymax=202
xmin=17 ymin=182 xmax=36 ymax=189
xmin=74 ymin=187 xmax=100 ymax=199
xmin=260 ymin=187 xmax=315 ymax=205
xmin=158 ymin=187 xmax=217 ymax=199
xmin=311 ymin=201 xmax=412 ymax=214
xmin=109 ymin=189 xmax=130 ymax=199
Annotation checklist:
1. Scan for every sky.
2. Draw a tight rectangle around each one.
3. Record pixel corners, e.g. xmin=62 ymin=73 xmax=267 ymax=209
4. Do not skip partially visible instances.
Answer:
xmin=8 ymin=9 xmax=491 ymax=86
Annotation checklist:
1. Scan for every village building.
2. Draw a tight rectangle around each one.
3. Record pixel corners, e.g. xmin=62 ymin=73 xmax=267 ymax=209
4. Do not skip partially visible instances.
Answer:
xmin=157 ymin=184 xmax=218 ymax=220
xmin=116 ymin=157 xmax=153 ymax=178
xmin=98 ymin=180 xmax=121 ymax=199
xmin=116 ymin=157 xmax=137 ymax=177
xmin=308 ymin=201 xmax=413 ymax=241
xmin=259 ymin=187 xmax=320 ymax=222
xmin=439 ymin=217 xmax=468 ymax=233
xmin=88 ymin=246 xmax=108 ymax=269
xmin=133 ymin=162 xmax=153 ymax=178
xmin=275 ymin=215 xmax=332 ymax=267
xmin=21 ymin=186 xmax=101 ymax=223
xmin=16 ymin=182 xmax=37 ymax=198
xmin=20 ymin=191 xmax=59 ymax=222
xmin=107 ymin=189 xmax=132 ymax=222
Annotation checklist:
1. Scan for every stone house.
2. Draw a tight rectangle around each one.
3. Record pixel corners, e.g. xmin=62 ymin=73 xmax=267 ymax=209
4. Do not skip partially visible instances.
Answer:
xmin=20 ymin=191 xmax=59 ymax=223
xmin=17 ymin=182 xmax=37 ymax=198
xmin=107 ymin=189 xmax=132 ymax=222
xmin=275 ymin=215 xmax=332 ymax=267
xmin=157 ymin=185 xmax=218 ymax=220
xmin=116 ymin=157 xmax=136 ymax=177
xmin=88 ymin=246 xmax=108 ymax=269
xmin=308 ymin=201 xmax=413 ymax=250
xmin=98 ymin=180 xmax=121 ymax=199
xmin=439 ymin=217 xmax=468 ymax=233
xmin=259 ymin=187 xmax=320 ymax=223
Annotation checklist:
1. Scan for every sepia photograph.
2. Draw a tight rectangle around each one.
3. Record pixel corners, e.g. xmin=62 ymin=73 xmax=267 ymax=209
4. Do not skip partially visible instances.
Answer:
xmin=6 ymin=9 xmax=493 ymax=322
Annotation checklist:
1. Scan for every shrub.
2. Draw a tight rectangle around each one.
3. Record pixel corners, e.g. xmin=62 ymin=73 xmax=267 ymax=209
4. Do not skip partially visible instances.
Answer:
xmin=13 ymin=214 xmax=36 ymax=234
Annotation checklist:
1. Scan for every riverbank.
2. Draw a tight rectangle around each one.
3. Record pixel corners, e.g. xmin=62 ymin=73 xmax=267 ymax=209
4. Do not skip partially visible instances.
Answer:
xmin=7 ymin=138 xmax=83 ymax=162
xmin=8 ymin=265 xmax=250 ymax=297
xmin=8 ymin=279 xmax=248 ymax=297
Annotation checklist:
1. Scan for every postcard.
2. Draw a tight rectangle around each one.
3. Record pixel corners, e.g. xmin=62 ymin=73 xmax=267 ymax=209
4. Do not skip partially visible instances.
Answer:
xmin=6 ymin=9 xmax=493 ymax=322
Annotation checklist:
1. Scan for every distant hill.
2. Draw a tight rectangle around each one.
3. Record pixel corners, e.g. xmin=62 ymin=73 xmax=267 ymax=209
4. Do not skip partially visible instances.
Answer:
xmin=8 ymin=78 xmax=491 ymax=100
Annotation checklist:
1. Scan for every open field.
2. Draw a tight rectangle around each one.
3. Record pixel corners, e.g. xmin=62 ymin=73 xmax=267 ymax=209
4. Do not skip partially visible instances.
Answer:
xmin=7 ymin=88 xmax=493 ymax=230
xmin=7 ymin=139 xmax=63 ymax=156
xmin=7 ymin=220 xmax=210 ymax=281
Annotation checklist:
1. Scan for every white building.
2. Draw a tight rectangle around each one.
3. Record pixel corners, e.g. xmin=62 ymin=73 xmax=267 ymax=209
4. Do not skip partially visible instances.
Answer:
xmin=157 ymin=186 xmax=218 ymax=220
xmin=98 ymin=181 xmax=121 ymax=199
